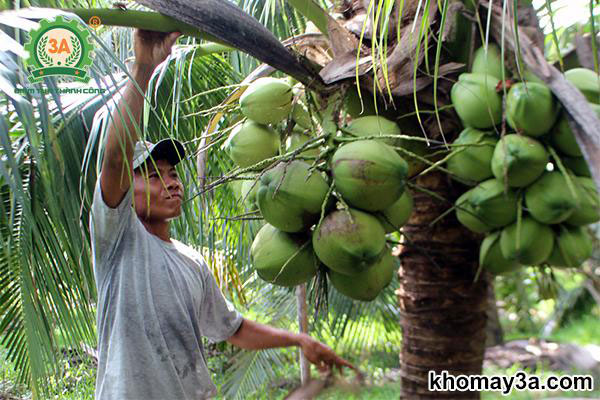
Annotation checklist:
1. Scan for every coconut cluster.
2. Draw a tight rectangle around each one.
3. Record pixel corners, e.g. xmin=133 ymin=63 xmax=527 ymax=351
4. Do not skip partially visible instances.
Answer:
xmin=449 ymin=44 xmax=600 ymax=275
xmin=227 ymin=77 xmax=413 ymax=301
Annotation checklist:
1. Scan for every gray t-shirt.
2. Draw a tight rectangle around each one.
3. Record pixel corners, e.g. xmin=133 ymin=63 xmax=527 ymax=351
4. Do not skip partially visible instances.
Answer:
xmin=90 ymin=179 xmax=243 ymax=400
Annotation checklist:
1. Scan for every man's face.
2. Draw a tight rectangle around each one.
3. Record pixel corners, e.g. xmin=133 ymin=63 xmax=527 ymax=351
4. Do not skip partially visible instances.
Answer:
xmin=134 ymin=159 xmax=183 ymax=222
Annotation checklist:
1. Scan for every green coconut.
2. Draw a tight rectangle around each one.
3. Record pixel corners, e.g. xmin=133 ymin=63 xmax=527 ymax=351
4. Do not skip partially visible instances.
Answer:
xmin=500 ymin=217 xmax=554 ymax=265
xmin=471 ymin=44 xmax=506 ymax=80
xmin=312 ymin=209 xmax=386 ymax=275
xmin=344 ymin=116 xmax=401 ymax=146
xmin=480 ymin=232 xmax=521 ymax=275
xmin=565 ymin=177 xmax=600 ymax=226
xmin=491 ymin=134 xmax=549 ymax=187
xmin=227 ymin=120 xmax=280 ymax=168
xmin=565 ymin=68 xmax=600 ymax=104
xmin=328 ymin=249 xmax=397 ymax=301
xmin=447 ymin=128 xmax=498 ymax=183
xmin=332 ymin=140 xmax=408 ymax=211
xmin=563 ymin=156 xmax=591 ymax=177
xmin=377 ymin=191 xmax=413 ymax=233
xmin=551 ymin=117 xmax=582 ymax=156
xmin=455 ymin=178 xmax=518 ymax=233
xmin=524 ymin=172 xmax=577 ymax=224
xmin=546 ymin=226 xmax=593 ymax=268
xmin=240 ymin=77 xmax=293 ymax=124
xmin=550 ymin=104 xmax=600 ymax=157
xmin=505 ymin=82 xmax=558 ymax=137
xmin=285 ymin=127 xmax=320 ymax=157
xmin=257 ymin=161 xmax=330 ymax=232
xmin=451 ymin=73 xmax=502 ymax=129
xmin=251 ymin=224 xmax=317 ymax=286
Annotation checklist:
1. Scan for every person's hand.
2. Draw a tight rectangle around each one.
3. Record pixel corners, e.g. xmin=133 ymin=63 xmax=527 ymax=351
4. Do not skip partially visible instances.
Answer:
xmin=298 ymin=334 xmax=356 ymax=373
xmin=133 ymin=29 xmax=181 ymax=70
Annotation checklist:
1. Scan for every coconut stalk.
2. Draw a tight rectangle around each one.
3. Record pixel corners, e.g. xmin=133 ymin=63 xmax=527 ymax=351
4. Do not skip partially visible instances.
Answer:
xmin=64 ymin=8 xmax=226 ymax=44
xmin=296 ymin=284 xmax=311 ymax=383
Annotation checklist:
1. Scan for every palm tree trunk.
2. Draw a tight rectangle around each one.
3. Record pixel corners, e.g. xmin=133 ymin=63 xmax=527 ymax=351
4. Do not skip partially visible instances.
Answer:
xmin=399 ymin=170 xmax=488 ymax=399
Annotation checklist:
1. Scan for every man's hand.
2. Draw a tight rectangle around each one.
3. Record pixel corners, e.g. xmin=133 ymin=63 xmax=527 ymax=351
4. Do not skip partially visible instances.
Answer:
xmin=297 ymin=334 xmax=356 ymax=373
xmin=227 ymin=319 xmax=355 ymax=374
xmin=133 ymin=30 xmax=181 ymax=71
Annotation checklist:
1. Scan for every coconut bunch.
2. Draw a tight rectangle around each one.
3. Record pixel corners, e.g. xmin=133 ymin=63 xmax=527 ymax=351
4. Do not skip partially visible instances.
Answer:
xmin=225 ymin=77 xmax=414 ymax=301
xmin=448 ymin=44 xmax=600 ymax=275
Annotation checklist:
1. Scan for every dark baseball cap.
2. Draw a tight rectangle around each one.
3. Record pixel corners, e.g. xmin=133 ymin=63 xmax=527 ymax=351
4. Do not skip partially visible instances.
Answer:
xmin=132 ymin=139 xmax=185 ymax=170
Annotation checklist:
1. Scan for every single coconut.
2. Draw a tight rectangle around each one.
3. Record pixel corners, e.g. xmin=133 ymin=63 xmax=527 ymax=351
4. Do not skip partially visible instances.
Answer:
xmin=505 ymin=82 xmax=558 ymax=137
xmin=251 ymin=224 xmax=317 ymax=286
xmin=312 ymin=208 xmax=386 ymax=275
xmin=447 ymin=128 xmax=498 ymax=183
xmin=550 ymin=104 xmax=600 ymax=157
xmin=257 ymin=161 xmax=330 ymax=232
xmin=565 ymin=68 xmax=600 ymax=104
xmin=471 ymin=44 xmax=506 ymax=80
xmin=500 ymin=217 xmax=554 ymax=265
xmin=227 ymin=120 xmax=280 ymax=168
xmin=480 ymin=232 xmax=521 ymax=275
xmin=328 ymin=249 xmax=397 ymax=301
xmin=451 ymin=73 xmax=502 ymax=129
xmin=344 ymin=115 xmax=401 ymax=146
xmin=546 ymin=226 xmax=593 ymax=268
xmin=565 ymin=177 xmax=600 ymax=226
xmin=377 ymin=191 xmax=414 ymax=233
xmin=240 ymin=77 xmax=293 ymax=124
xmin=332 ymin=140 xmax=408 ymax=211
xmin=455 ymin=178 xmax=518 ymax=233
xmin=524 ymin=172 xmax=577 ymax=224
xmin=491 ymin=134 xmax=549 ymax=187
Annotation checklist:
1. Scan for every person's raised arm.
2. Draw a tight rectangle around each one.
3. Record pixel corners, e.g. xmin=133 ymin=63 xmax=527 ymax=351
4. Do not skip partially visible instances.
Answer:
xmin=100 ymin=30 xmax=180 ymax=208
xmin=227 ymin=319 xmax=356 ymax=373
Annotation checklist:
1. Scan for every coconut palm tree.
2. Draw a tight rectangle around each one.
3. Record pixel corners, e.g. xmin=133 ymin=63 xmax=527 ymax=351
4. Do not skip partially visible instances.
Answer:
xmin=1 ymin=0 xmax=599 ymax=399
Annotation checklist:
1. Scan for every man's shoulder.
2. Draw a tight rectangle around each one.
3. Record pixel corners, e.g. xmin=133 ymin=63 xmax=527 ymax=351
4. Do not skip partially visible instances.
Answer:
xmin=172 ymin=240 xmax=207 ymax=265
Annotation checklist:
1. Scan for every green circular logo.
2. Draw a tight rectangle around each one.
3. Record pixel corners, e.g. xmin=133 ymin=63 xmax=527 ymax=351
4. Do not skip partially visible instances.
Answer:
xmin=24 ymin=16 xmax=94 ymax=83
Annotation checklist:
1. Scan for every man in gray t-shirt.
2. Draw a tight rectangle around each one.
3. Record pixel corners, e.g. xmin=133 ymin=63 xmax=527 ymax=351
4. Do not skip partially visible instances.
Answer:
xmin=90 ymin=30 xmax=353 ymax=400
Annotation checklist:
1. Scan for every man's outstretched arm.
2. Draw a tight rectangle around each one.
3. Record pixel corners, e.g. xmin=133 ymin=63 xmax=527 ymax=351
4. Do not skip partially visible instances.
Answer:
xmin=100 ymin=30 xmax=180 ymax=208
xmin=227 ymin=318 xmax=355 ymax=372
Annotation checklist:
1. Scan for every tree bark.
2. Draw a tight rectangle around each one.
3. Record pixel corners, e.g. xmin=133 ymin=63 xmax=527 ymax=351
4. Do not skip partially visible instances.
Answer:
xmin=398 ymin=171 xmax=488 ymax=399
